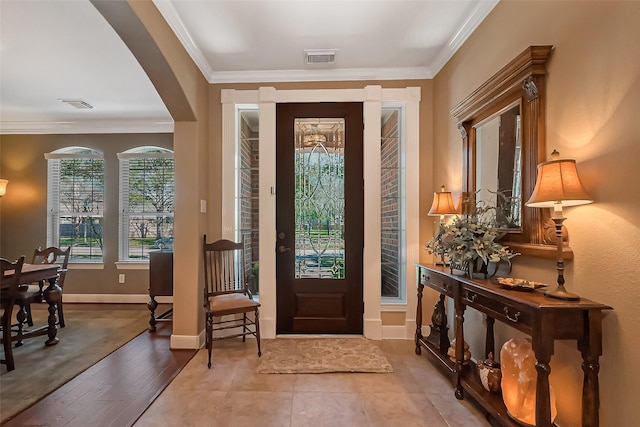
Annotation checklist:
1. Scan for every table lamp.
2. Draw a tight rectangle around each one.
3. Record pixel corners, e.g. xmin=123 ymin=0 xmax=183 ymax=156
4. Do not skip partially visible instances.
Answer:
xmin=525 ymin=150 xmax=593 ymax=300
xmin=428 ymin=185 xmax=457 ymax=265
xmin=0 ymin=179 xmax=8 ymax=197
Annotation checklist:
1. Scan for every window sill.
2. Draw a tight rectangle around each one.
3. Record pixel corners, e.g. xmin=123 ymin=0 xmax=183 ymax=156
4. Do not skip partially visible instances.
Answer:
xmin=115 ymin=262 xmax=149 ymax=270
xmin=69 ymin=263 xmax=104 ymax=270
xmin=380 ymin=301 xmax=407 ymax=312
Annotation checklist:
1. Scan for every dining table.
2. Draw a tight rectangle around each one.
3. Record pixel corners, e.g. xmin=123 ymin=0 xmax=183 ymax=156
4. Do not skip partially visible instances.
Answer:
xmin=2 ymin=263 xmax=62 ymax=346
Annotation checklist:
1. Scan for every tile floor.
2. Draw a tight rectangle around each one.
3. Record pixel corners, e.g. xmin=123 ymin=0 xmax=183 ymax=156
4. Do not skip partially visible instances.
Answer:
xmin=135 ymin=339 xmax=490 ymax=427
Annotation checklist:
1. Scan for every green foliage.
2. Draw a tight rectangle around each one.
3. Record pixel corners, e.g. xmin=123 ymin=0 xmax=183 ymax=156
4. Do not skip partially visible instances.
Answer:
xmin=426 ymin=195 xmax=519 ymax=267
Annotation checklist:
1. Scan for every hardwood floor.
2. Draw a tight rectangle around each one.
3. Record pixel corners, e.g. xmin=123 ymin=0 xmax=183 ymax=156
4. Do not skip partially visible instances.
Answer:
xmin=2 ymin=314 xmax=196 ymax=427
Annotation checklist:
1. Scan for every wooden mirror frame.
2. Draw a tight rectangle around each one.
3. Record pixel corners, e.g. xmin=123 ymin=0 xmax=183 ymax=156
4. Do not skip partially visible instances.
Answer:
xmin=451 ymin=45 xmax=569 ymax=259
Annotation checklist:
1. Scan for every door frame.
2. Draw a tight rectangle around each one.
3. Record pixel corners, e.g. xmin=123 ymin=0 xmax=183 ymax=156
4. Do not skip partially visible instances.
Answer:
xmin=221 ymin=86 xmax=421 ymax=339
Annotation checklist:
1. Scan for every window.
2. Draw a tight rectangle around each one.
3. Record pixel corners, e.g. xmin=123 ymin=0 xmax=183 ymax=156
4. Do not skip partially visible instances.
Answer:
xmin=236 ymin=108 xmax=259 ymax=294
xmin=381 ymin=105 xmax=406 ymax=300
xmin=118 ymin=147 xmax=174 ymax=261
xmin=46 ymin=147 xmax=104 ymax=263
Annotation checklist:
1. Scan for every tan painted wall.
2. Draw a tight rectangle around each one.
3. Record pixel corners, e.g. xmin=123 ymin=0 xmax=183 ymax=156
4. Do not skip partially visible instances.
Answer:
xmin=381 ymin=311 xmax=405 ymax=326
xmin=433 ymin=1 xmax=639 ymax=425
xmin=0 ymin=133 xmax=172 ymax=295
xmin=127 ymin=0 xmax=211 ymax=339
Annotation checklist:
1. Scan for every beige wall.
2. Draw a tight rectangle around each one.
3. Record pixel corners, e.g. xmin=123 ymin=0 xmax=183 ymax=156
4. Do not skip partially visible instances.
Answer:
xmin=127 ymin=0 xmax=211 ymax=341
xmin=433 ymin=1 xmax=639 ymax=425
xmin=0 ymin=133 xmax=172 ymax=295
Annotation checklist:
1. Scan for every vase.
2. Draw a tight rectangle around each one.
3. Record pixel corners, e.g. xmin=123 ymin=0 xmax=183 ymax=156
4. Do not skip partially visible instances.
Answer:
xmin=477 ymin=352 xmax=502 ymax=393
xmin=468 ymin=258 xmax=498 ymax=280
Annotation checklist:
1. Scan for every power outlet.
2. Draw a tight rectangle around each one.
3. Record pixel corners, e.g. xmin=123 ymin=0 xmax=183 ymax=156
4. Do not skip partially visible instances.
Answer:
xmin=118 ymin=274 xmax=125 ymax=284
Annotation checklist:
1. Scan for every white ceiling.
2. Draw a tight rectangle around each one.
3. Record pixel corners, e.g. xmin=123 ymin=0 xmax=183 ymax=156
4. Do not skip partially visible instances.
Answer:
xmin=0 ymin=0 xmax=497 ymax=135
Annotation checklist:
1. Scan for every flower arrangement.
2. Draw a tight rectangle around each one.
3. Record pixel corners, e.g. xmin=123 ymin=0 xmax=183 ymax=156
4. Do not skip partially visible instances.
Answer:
xmin=426 ymin=198 xmax=519 ymax=273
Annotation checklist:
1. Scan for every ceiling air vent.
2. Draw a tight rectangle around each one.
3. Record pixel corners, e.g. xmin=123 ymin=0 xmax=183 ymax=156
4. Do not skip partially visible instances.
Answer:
xmin=59 ymin=99 xmax=94 ymax=109
xmin=305 ymin=49 xmax=337 ymax=64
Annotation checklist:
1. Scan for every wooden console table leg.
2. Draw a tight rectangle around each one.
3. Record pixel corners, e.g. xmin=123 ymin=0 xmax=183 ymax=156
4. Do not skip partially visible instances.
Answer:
xmin=532 ymin=326 xmax=554 ymax=427
xmin=578 ymin=309 xmax=603 ymax=427
xmin=485 ymin=316 xmax=495 ymax=359
xmin=415 ymin=281 xmax=424 ymax=355
xmin=453 ymin=285 xmax=465 ymax=400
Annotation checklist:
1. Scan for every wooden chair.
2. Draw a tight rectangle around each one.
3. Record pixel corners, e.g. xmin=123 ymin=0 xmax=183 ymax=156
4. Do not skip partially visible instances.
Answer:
xmin=18 ymin=246 xmax=70 ymax=331
xmin=203 ymin=236 xmax=261 ymax=368
xmin=1 ymin=256 xmax=25 ymax=371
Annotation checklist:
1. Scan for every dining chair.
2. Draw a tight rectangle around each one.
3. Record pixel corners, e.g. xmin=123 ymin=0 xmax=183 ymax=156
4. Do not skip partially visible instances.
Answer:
xmin=1 ymin=256 xmax=25 ymax=371
xmin=203 ymin=235 xmax=261 ymax=368
xmin=18 ymin=246 xmax=70 ymax=330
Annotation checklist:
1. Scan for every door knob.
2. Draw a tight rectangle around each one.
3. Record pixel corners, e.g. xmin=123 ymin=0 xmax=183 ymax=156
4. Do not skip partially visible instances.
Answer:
xmin=278 ymin=245 xmax=291 ymax=253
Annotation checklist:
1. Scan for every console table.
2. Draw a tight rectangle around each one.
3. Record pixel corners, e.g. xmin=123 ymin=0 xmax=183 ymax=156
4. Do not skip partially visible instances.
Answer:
xmin=415 ymin=263 xmax=612 ymax=427
xmin=148 ymin=250 xmax=173 ymax=331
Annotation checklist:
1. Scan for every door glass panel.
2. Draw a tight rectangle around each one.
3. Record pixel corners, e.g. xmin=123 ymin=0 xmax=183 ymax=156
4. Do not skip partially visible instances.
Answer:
xmin=294 ymin=118 xmax=345 ymax=279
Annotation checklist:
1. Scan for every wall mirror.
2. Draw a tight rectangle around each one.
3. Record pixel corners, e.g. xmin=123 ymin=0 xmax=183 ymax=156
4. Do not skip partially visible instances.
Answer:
xmin=451 ymin=45 xmax=567 ymax=259
xmin=475 ymin=101 xmax=522 ymax=229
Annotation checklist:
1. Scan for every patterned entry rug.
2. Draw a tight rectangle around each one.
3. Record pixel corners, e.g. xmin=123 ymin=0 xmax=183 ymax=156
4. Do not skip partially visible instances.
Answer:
xmin=257 ymin=338 xmax=393 ymax=374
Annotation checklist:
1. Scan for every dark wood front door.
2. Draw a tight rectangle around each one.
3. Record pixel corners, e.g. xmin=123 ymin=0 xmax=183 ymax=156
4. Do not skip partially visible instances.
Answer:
xmin=276 ymin=103 xmax=364 ymax=334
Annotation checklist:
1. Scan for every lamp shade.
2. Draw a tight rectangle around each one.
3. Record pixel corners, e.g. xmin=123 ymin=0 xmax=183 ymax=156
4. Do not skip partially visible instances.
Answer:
xmin=428 ymin=185 xmax=457 ymax=216
xmin=0 ymin=179 xmax=8 ymax=197
xmin=526 ymin=151 xmax=593 ymax=208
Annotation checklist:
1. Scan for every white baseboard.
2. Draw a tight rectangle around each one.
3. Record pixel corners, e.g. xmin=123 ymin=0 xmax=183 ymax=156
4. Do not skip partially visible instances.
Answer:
xmin=405 ymin=319 xmax=417 ymax=340
xmin=171 ymin=332 xmax=202 ymax=349
xmin=364 ymin=318 xmax=382 ymax=340
xmin=382 ymin=325 xmax=408 ymax=339
xmin=63 ymin=294 xmax=173 ymax=304
xmin=261 ymin=316 xmax=276 ymax=339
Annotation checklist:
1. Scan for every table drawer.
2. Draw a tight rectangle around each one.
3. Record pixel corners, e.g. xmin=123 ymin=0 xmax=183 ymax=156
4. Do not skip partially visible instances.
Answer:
xmin=423 ymin=272 xmax=456 ymax=297
xmin=462 ymin=288 xmax=533 ymax=332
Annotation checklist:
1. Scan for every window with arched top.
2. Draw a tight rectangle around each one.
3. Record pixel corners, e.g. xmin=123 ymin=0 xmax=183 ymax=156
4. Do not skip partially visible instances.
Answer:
xmin=117 ymin=146 xmax=174 ymax=261
xmin=45 ymin=147 xmax=105 ymax=263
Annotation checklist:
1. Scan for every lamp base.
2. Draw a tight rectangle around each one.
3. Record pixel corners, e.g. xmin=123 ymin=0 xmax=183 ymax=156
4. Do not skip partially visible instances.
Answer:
xmin=544 ymin=286 xmax=580 ymax=301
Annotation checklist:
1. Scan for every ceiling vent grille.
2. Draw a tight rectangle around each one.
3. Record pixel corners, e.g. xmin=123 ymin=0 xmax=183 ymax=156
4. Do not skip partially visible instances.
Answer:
xmin=59 ymin=99 xmax=94 ymax=109
xmin=305 ymin=49 xmax=337 ymax=64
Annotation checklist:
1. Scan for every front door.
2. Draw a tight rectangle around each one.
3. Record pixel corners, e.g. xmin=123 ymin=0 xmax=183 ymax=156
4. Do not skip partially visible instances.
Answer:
xmin=275 ymin=103 xmax=364 ymax=334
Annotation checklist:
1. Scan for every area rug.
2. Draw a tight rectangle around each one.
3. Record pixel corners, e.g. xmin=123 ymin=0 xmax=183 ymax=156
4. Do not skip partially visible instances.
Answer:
xmin=257 ymin=338 xmax=393 ymax=374
xmin=0 ymin=304 xmax=152 ymax=423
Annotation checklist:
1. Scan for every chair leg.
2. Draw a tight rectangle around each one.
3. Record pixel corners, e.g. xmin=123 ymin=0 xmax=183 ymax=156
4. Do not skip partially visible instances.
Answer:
xmin=57 ymin=302 xmax=65 ymax=328
xmin=242 ymin=313 xmax=247 ymax=342
xmin=206 ymin=315 xmax=213 ymax=369
xmin=2 ymin=309 xmax=15 ymax=371
xmin=255 ymin=308 xmax=261 ymax=357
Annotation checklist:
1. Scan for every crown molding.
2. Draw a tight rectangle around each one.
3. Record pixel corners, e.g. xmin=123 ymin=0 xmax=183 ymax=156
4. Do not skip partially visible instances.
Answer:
xmin=208 ymin=66 xmax=433 ymax=84
xmin=429 ymin=0 xmax=499 ymax=76
xmin=153 ymin=0 xmax=497 ymax=84
xmin=0 ymin=120 xmax=174 ymax=135
xmin=152 ymin=0 xmax=214 ymax=80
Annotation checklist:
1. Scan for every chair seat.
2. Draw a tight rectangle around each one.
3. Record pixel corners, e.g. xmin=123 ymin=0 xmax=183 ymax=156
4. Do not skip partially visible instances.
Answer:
xmin=17 ymin=284 xmax=42 ymax=297
xmin=208 ymin=293 xmax=260 ymax=315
